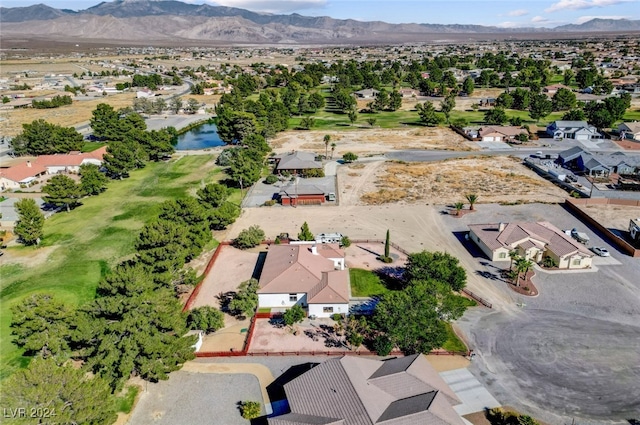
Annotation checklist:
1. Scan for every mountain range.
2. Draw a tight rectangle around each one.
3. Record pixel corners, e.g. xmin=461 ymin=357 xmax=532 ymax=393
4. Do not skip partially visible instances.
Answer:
xmin=2 ymin=0 xmax=640 ymax=45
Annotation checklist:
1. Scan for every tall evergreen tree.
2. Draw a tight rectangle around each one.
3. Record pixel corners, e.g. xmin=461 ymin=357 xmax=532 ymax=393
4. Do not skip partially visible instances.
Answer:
xmin=2 ymin=358 xmax=117 ymax=425
xmin=14 ymin=198 xmax=44 ymax=245
xmin=298 ymin=221 xmax=315 ymax=241
xmin=43 ymin=175 xmax=82 ymax=212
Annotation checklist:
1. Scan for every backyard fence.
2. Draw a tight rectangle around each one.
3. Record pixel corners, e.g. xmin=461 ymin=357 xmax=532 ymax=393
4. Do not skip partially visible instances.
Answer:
xmin=182 ymin=241 xmax=231 ymax=312
xmin=564 ymin=198 xmax=640 ymax=258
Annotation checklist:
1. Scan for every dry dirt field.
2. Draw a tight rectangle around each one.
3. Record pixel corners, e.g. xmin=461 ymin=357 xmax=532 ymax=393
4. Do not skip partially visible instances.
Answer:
xmin=270 ymin=127 xmax=473 ymax=157
xmin=580 ymin=204 xmax=640 ymax=231
xmin=0 ymin=93 xmax=137 ymax=136
xmin=356 ymin=156 xmax=567 ymax=206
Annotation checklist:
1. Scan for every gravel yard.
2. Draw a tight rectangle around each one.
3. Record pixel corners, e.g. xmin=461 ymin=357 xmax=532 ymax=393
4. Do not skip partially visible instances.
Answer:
xmin=128 ymin=372 xmax=262 ymax=425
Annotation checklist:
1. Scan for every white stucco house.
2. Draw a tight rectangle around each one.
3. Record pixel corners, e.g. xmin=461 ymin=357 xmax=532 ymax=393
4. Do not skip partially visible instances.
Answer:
xmin=257 ymin=243 xmax=350 ymax=318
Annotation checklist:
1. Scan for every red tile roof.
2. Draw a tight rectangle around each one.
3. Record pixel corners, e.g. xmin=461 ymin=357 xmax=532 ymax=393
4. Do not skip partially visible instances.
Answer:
xmin=0 ymin=147 xmax=107 ymax=183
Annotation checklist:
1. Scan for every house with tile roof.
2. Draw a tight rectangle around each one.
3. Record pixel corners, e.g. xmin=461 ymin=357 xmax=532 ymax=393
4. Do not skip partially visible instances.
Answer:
xmin=0 ymin=147 xmax=107 ymax=191
xmin=268 ymin=354 xmax=464 ymax=425
xmin=468 ymin=221 xmax=593 ymax=269
xmin=258 ymin=243 xmax=350 ymax=318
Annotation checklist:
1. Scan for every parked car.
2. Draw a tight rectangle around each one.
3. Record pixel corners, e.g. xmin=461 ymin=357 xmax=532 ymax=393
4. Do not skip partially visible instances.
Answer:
xmin=591 ymin=246 xmax=610 ymax=257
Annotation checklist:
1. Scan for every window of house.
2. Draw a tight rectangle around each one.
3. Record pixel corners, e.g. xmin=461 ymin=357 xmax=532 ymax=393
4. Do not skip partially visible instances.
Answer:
xmin=498 ymin=252 xmax=507 ymax=259
xmin=289 ymin=294 xmax=297 ymax=302
xmin=572 ymin=259 xmax=581 ymax=266
xmin=323 ymin=307 xmax=334 ymax=313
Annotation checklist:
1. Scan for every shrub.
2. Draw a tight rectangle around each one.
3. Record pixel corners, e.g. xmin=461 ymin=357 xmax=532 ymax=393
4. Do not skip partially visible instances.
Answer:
xmin=372 ymin=334 xmax=394 ymax=356
xmin=233 ymin=225 xmax=265 ymax=249
xmin=340 ymin=235 xmax=351 ymax=248
xmin=301 ymin=168 xmax=325 ymax=178
xmin=263 ymin=200 xmax=276 ymax=206
xmin=264 ymin=174 xmax=278 ymax=184
xmin=187 ymin=307 xmax=224 ymax=334
xmin=331 ymin=313 xmax=343 ymax=321
xmin=378 ymin=255 xmax=393 ymax=263
xmin=342 ymin=152 xmax=358 ymax=163
xmin=238 ymin=401 xmax=261 ymax=420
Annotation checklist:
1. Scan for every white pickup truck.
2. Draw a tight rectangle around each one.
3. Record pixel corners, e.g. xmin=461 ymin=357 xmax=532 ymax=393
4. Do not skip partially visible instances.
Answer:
xmin=567 ymin=228 xmax=590 ymax=244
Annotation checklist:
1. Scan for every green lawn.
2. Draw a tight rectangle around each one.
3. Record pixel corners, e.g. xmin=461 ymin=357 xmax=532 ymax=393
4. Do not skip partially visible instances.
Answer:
xmin=442 ymin=322 xmax=468 ymax=353
xmin=0 ymin=155 xmax=224 ymax=379
xmin=349 ymin=268 xmax=390 ymax=297
xmin=291 ymin=106 xmax=567 ymax=132
xmin=81 ymin=142 xmax=107 ymax=152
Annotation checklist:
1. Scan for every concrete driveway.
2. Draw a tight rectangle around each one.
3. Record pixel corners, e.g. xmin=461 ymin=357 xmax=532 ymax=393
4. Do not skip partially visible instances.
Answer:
xmin=441 ymin=203 xmax=640 ymax=424
xmin=440 ymin=368 xmax=500 ymax=416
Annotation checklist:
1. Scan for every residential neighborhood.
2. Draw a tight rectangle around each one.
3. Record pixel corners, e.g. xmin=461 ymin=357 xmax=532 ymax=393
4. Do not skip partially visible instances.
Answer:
xmin=1 ymin=2 xmax=640 ymax=425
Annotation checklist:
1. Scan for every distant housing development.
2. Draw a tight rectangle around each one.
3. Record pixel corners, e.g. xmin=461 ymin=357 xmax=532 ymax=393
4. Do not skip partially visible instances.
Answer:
xmin=468 ymin=221 xmax=594 ymax=269
xmin=257 ymin=243 xmax=350 ymax=318
xmin=269 ymin=354 xmax=464 ymax=425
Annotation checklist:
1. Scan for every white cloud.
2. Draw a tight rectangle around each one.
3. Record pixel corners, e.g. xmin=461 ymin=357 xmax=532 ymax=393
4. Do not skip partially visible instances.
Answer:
xmin=507 ymin=9 xmax=529 ymax=16
xmin=545 ymin=0 xmax=634 ymax=13
xmin=204 ymin=0 xmax=328 ymax=13
xmin=575 ymin=14 xmax=628 ymax=23
xmin=496 ymin=21 xmax=522 ymax=28
xmin=531 ymin=15 xmax=549 ymax=22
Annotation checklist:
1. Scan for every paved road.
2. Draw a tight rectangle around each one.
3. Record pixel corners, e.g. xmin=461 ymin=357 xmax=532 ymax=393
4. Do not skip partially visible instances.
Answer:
xmin=440 ymin=203 xmax=640 ymax=424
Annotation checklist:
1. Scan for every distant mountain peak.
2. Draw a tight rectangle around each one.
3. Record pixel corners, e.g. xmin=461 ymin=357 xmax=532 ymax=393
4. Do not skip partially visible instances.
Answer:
xmin=1 ymin=0 xmax=639 ymax=44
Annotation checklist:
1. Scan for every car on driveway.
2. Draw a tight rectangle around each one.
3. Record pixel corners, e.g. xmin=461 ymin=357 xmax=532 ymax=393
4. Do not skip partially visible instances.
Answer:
xmin=591 ymin=246 xmax=610 ymax=257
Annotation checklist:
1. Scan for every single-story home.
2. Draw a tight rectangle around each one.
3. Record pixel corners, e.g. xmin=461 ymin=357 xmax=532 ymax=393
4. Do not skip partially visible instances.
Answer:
xmin=618 ymin=122 xmax=640 ymax=141
xmin=268 ymin=354 xmax=464 ymax=425
xmin=0 ymin=147 xmax=107 ymax=191
xmin=468 ymin=221 xmax=594 ymax=269
xmin=557 ymin=147 xmax=640 ymax=176
xmin=257 ymin=243 xmax=350 ymax=318
xmin=543 ymin=84 xmax=570 ymax=95
xmin=546 ymin=120 xmax=602 ymax=141
xmin=398 ymin=88 xmax=419 ymax=97
xmin=475 ymin=126 xmax=528 ymax=142
xmin=274 ymin=151 xmax=322 ymax=174
xmin=352 ymin=88 xmax=379 ymax=99
xmin=279 ymin=183 xmax=326 ymax=206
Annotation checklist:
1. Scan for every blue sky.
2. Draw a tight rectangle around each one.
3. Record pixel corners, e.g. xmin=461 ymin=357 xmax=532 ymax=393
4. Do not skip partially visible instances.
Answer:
xmin=5 ymin=0 xmax=639 ymax=27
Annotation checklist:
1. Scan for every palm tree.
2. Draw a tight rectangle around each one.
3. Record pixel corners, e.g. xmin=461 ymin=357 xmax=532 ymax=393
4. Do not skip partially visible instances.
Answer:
xmin=454 ymin=202 xmax=464 ymax=216
xmin=465 ymin=193 xmax=479 ymax=210
xmin=330 ymin=142 xmax=337 ymax=159
xmin=508 ymin=250 xmax=519 ymax=271
xmin=515 ymin=258 xmax=533 ymax=287
xmin=323 ymin=134 xmax=331 ymax=159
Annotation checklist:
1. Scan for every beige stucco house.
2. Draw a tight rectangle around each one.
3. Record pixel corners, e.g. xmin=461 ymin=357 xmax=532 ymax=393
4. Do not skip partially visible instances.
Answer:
xmin=468 ymin=221 xmax=594 ymax=269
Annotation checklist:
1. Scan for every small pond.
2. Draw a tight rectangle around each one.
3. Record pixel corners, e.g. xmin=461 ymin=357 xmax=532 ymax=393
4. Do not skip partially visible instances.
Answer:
xmin=174 ymin=122 xmax=225 ymax=150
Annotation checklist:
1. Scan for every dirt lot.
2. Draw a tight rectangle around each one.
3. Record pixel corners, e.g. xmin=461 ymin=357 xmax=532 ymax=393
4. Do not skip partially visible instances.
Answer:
xmin=0 ymin=93 xmax=136 ymax=136
xmin=270 ymin=127 xmax=473 ymax=157
xmin=580 ymin=203 xmax=640 ymax=231
xmin=341 ymin=156 xmax=567 ymax=206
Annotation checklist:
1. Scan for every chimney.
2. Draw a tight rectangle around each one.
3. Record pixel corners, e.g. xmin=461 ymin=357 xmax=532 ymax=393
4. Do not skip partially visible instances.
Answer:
xmin=26 ymin=160 xmax=32 ymax=168
xmin=311 ymin=245 xmax=318 ymax=255
xmin=498 ymin=222 xmax=506 ymax=232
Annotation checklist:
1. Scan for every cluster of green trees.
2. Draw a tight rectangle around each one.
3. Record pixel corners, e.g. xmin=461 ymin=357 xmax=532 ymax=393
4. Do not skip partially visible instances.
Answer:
xmin=31 ymin=95 xmax=73 ymax=109
xmin=368 ymin=89 xmax=403 ymax=112
xmin=342 ymin=251 xmax=470 ymax=356
xmin=131 ymin=73 xmax=163 ymax=90
xmin=11 ymin=119 xmax=84 ymax=155
xmin=7 ymin=181 xmax=241 ymax=421
xmin=40 ymin=166 xmax=107 ymax=212
xmin=90 ymin=103 xmax=176 ymax=176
